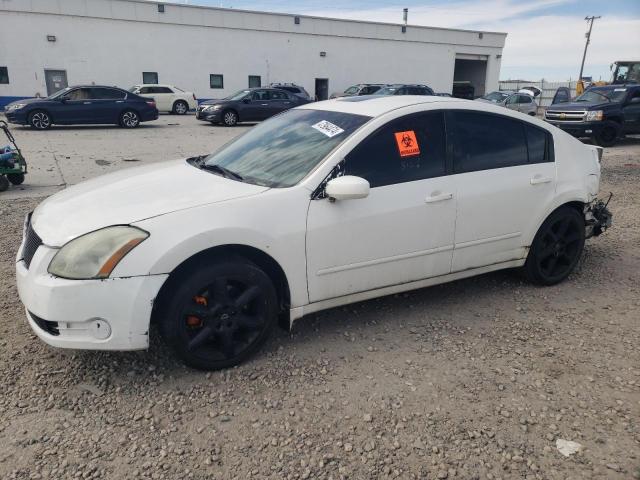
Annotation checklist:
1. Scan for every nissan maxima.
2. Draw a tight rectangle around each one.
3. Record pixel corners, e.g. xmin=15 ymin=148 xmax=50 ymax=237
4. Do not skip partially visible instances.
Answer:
xmin=17 ymin=96 xmax=612 ymax=370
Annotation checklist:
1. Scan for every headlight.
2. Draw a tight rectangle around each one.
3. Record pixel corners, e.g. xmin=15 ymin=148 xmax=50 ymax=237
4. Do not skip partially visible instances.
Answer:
xmin=585 ymin=110 xmax=603 ymax=121
xmin=48 ymin=226 xmax=149 ymax=280
xmin=6 ymin=103 xmax=26 ymax=111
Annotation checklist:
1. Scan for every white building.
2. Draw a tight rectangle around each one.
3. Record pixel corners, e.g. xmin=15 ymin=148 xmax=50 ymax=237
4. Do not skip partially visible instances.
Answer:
xmin=0 ymin=0 xmax=506 ymax=106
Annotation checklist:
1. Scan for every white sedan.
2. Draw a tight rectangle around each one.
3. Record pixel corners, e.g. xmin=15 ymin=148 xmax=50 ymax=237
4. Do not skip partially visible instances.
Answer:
xmin=129 ymin=84 xmax=197 ymax=115
xmin=16 ymin=96 xmax=612 ymax=370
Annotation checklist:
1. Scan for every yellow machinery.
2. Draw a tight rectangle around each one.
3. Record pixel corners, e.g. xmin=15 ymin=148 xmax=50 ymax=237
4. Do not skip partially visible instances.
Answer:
xmin=577 ymin=60 xmax=640 ymax=95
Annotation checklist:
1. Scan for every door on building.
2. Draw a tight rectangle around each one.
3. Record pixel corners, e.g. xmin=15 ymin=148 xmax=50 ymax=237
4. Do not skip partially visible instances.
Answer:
xmin=453 ymin=54 xmax=488 ymax=99
xmin=44 ymin=70 xmax=68 ymax=96
xmin=315 ymin=79 xmax=329 ymax=101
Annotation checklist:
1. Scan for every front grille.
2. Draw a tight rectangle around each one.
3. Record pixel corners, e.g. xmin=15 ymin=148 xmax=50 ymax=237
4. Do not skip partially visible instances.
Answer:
xmin=22 ymin=220 xmax=43 ymax=269
xmin=545 ymin=110 xmax=586 ymax=122
xmin=29 ymin=312 xmax=60 ymax=336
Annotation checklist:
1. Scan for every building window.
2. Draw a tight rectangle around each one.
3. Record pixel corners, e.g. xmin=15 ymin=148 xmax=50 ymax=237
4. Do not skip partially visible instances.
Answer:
xmin=248 ymin=75 xmax=261 ymax=88
xmin=158 ymin=4 xmax=165 ymax=13
xmin=210 ymin=74 xmax=224 ymax=89
xmin=142 ymin=72 xmax=158 ymax=84
xmin=0 ymin=67 xmax=8 ymax=84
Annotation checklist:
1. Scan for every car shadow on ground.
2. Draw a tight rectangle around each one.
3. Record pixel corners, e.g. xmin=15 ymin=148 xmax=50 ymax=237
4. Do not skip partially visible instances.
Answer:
xmin=12 ymin=124 xmax=168 ymax=131
xmin=68 ymin=267 xmax=527 ymax=380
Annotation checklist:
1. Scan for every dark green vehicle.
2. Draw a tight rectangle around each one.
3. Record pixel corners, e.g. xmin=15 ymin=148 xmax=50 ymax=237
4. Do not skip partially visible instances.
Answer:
xmin=0 ymin=120 xmax=27 ymax=192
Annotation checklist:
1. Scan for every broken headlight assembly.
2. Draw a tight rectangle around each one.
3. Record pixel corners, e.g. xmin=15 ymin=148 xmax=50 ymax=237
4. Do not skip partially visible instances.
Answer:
xmin=48 ymin=226 xmax=149 ymax=279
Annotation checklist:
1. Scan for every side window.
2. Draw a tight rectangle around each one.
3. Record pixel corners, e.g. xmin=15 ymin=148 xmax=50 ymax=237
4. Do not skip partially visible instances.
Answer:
xmin=345 ymin=111 xmax=446 ymax=188
xmin=91 ymin=88 xmax=126 ymax=99
xmin=519 ymin=95 xmax=532 ymax=104
xmin=139 ymin=87 xmax=151 ymax=94
xmin=64 ymin=88 xmax=91 ymax=100
xmin=155 ymin=87 xmax=173 ymax=94
xmin=252 ymin=90 xmax=269 ymax=101
xmin=525 ymin=125 xmax=553 ymax=164
xmin=448 ymin=111 xmax=528 ymax=174
xmin=270 ymin=90 xmax=287 ymax=100
xmin=142 ymin=72 xmax=158 ymax=84
xmin=505 ymin=95 xmax=518 ymax=104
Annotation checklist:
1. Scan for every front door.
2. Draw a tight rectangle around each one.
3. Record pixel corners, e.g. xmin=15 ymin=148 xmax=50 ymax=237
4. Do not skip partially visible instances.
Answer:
xmin=44 ymin=70 xmax=68 ymax=96
xmin=244 ymin=89 xmax=270 ymax=121
xmin=49 ymin=87 xmax=94 ymax=123
xmin=446 ymin=110 xmax=557 ymax=271
xmin=315 ymin=78 xmax=329 ymax=101
xmin=306 ymin=111 xmax=456 ymax=303
xmin=622 ymin=88 xmax=640 ymax=134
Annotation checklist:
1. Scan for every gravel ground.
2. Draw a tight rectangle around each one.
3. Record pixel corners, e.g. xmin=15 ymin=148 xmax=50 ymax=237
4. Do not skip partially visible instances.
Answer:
xmin=0 ymin=119 xmax=638 ymax=479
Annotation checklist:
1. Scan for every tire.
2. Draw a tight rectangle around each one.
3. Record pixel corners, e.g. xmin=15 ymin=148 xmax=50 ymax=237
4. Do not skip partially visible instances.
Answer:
xmin=119 ymin=110 xmax=140 ymax=128
xmin=524 ymin=206 xmax=585 ymax=285
xmin=28 ymin=110 xmax=51 ymax=130
xmin=0 ymin=175 xmax=9 ymax=192
xmin=594 ymin=124 xmax=618 ymax=147
xmin=159 ymin=257 xmax=278 ymax=370
xmin=222 ymin=109 xmax=238 ymax=127
xmin=528 ymin=111 xmax=537 ymax=116
xmin=172 ymin=100 xmax=189 ymax=115
xmin=7 ymin=173 xmax=25 ymax=185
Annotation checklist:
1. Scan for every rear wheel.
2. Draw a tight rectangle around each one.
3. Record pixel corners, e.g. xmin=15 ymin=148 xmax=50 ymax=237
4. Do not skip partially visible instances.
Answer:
xmin=7 ymin=173 xmax=25 ymax=185
xmin=29 ymin=110 xmax=51 ymax=130
xmin=159 ymin=258 xmax=278 ymax=370
xmin=119 ymin=110 xmax=140 ymax=128
xmin=0 ymin=175 xmax=9 ymax=192
xmin=222 ymin=110 xmax=238 ymax=127
xmin=172 ymin=100 xmax=189 ymax=115
xmin=524 ymin=206 xmax=585 ymax=285
xmin=594 ymin=124 xmax=618 ymax=147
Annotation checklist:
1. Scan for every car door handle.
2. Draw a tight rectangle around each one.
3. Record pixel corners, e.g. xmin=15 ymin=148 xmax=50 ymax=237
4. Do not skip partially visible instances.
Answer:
xmin=83 ymin=101 xmax=92 ymax=104
xmin=261 ymin=103 xmax=269 ymax=106
xmin=116 ymin=100 xmax=124 ymax=103
xmin=530 ymin=176 xmax=552 ymax=185
xmin=425 ymin=192 xmax=453 ymax=203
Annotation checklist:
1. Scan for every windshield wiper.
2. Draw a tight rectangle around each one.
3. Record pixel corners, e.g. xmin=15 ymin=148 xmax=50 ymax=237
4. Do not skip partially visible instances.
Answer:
xmin=200 ymin=163 xmax=244 ymax=181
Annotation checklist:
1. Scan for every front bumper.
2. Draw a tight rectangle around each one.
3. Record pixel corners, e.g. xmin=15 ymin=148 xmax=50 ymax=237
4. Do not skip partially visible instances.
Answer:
xmin=4 ymin=109 xmax=27 ymax=124
xmin=545 ymin=120 xmax=604 ymax=138
xmin=196 ymin=108 xmax=221 ymax=122
xmin=16 ymin=238 xmax=168 ymax=351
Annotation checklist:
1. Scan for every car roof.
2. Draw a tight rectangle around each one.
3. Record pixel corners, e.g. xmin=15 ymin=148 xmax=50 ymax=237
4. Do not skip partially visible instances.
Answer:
xmin=299 ymin=95 xmax=467 ymax=117
xmin=133 ymin=84 xmax=174 ymax=88
xmin=67 ymin=85 xmax=125 ymax=89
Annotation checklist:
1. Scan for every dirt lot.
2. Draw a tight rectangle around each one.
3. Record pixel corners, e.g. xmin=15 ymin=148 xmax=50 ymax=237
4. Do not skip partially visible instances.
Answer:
xmin=0 ymin=116 xmax=638 ymax=480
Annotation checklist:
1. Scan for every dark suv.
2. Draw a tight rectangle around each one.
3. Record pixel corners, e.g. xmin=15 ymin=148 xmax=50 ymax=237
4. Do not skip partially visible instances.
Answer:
xmin=375 ymin=84 xmax=435 ymax=96
xmin=545 ymin=84 xmax=640 ymax=147
xmin=196 ymin=88 xmax=309 ymax=126
xmin=3 ymin=85 xmax=158 ymax=129
xmin=268 ymin=83 xmax=312 ymax=101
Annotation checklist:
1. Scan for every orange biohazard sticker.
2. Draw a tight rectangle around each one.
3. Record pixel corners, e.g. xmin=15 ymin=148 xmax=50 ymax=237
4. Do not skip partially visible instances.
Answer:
xmin=394 ymin=131 xmax=420 ymax=157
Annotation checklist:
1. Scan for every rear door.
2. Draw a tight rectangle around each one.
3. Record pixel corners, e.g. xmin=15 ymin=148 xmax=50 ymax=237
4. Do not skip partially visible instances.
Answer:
xmin=88 ymin=87 xmax=126 ymax=123
xmin=151 ymin=86 xmax=174 ymax=112
xmin=447 ymin=110 xmax=556 ymax=270
xmin=622 ymin=87 xmax=640 ymax=134
xmin=267 ymin=90 xmax=293 ymax=116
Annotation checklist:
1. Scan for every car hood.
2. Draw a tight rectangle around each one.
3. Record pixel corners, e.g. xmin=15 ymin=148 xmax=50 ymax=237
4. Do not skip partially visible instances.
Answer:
xmin=32 ymin=159 xmax=269 ymax=246
xmin=548 ymin=101 xmax=609 ymax=110
xmin=5 ymin=98 xmax=44 ymax=108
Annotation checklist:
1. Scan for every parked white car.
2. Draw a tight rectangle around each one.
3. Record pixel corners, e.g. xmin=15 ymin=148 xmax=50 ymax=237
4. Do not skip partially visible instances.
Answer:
xmin=16 ymin=96 xmax=612 ymax=370
xmin=129 ymin=84 xmax=196 ymax=114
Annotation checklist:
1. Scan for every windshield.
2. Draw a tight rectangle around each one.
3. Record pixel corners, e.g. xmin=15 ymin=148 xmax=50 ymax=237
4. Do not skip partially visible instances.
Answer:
xmin=575 ymin=88 xmax=628 ymax=103
xmin=225 ymin=89 xmax=251 ymax=101
xmin=48 ymin=88 xmax=71 ymax=100
xmin=482 ymin=91 xmax=509 ymax=102
xmin=344 ymin=86 xmax=360 ymax=94
xmin=202 ymin=109 xmax=370 ymax=188
xmin=376 ymin=87 xmax=398 ymax=95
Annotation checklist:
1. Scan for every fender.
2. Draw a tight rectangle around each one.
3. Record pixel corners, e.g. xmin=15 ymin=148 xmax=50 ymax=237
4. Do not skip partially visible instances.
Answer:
xmin=524 ymin=189 xmax=589 ymax=246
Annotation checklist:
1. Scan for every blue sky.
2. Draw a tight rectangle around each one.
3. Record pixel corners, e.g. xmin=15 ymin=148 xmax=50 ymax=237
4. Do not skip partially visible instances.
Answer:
xmin=183 ymin=0 xmax=640 ymax=81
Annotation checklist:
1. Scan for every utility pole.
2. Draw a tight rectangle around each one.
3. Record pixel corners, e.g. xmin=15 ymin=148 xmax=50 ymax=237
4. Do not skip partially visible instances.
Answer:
xmin=578 ymin=16 xmax=601 ymax=81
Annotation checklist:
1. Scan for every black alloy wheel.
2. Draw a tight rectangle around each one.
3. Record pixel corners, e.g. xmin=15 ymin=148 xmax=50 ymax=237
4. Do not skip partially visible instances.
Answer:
xmin=525 ymin=206 xmax=585 ymax=285
xmin=160 ymin=258 xmax=277 ymax=370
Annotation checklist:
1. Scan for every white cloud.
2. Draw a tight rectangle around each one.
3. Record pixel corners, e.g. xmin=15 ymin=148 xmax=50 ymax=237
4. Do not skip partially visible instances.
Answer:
xmin=304 ymin=1 xmax=640 ymax=80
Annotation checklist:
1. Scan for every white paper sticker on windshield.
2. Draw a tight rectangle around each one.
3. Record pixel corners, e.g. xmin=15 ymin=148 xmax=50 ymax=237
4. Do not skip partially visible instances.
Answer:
xmin=312 ymin=120 xmax=345 ymax=138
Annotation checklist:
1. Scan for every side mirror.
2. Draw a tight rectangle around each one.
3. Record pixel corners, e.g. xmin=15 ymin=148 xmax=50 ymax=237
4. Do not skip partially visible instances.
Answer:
xmin=325 ymin=175 xmax=370 ymax=201
xmin=242 ymin=97 xmax=251 ymax=104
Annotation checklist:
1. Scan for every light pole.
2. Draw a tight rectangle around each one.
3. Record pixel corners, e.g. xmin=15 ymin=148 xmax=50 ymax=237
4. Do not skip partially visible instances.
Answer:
xmin=578 ymin=16 xmax=601 ymax=81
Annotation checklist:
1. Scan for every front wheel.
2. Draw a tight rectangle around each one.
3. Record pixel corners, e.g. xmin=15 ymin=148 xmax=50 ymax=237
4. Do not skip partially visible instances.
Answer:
xmin=524 ymin=206 xmax=585 ymax=285
xmin=119 ymin=110 xmax=140 ymax=128
xmin=29 ymin=110 xmax=51 ymax=130
xmin=594 ymin=124 xmax=618 ymax=147
xmin=159 ymin=258 xmax=278 ymax=370
xmin=222 ymin=110 xmax=238 ymax=127
xmin=173 ymin=100 xmax=189 ymax=115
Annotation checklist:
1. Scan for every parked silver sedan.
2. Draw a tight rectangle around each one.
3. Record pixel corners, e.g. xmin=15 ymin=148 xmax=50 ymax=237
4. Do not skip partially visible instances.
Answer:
xmin=477 ymin=91 xmax=538 ymax=116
